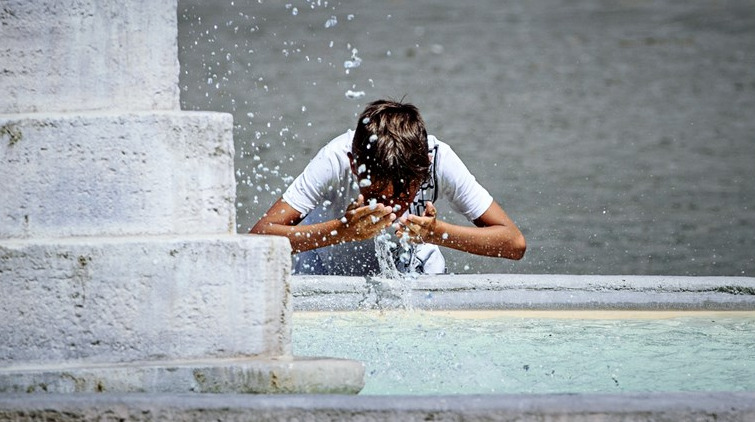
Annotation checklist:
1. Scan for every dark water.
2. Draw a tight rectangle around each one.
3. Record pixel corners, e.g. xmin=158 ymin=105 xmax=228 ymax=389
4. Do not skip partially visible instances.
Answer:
xmin=178 ymin=0 xmax=755 ymax=276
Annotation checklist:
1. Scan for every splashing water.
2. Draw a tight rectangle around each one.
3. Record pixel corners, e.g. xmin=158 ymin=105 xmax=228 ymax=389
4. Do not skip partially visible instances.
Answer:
xmin=373 ymin=230 xmax=417 ymax=309
xmin=374 ymin=230 xmax=418 ymax=277
xmin=374 ymin=231 xmax=401 ymax=280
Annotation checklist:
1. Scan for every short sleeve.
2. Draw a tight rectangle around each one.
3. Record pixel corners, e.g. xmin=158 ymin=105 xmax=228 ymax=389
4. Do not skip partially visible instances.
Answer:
xmin=436 ymin=143 xmax=494 ymax=221
xmin=282 ymin=144 xmax=342 ymax=216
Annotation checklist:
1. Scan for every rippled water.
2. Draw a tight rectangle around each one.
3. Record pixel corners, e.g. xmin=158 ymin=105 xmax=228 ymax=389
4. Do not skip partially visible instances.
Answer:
xmin=293 ymin=310 xmax=755 ymax=395
xmin=178 ymin=0 xmax=755 ymax=276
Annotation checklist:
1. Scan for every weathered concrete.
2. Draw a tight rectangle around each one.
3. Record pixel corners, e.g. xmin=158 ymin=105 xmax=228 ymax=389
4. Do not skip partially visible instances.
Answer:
xmin=1 ymin=392 xmax=754 ymax=421
xmin=0 ymin=0 xmax=179 ymax=113
xmin=292 ymin=274 xmax=755 ymax=311
xmin=0 ymin=235 xmax=292 ymax=364
xmin=0 ymin=112 xmax=236 ymax=238
xmin=0 ymin=357 xmax=364 ymax=395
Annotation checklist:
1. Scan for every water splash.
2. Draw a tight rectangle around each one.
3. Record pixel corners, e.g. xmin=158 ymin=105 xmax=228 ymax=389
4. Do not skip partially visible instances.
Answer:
xmin=374 ymin=231 xmax=401 ymax=280
xmin=372 ymin=231 xmax=415 ymax=309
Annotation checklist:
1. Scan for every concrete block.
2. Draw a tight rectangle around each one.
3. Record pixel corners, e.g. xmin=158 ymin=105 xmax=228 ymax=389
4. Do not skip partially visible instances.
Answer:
xmin=0 ymin=111 xmax=236 ymax=238
xmin=0 ymin=234 xmax=292 ymax=365
xmin=0 ymin=0 xmax=179 ymax=113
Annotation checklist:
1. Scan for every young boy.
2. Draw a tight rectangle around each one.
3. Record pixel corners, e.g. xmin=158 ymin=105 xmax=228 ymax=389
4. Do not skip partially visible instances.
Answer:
xmin=250 ymin=99 xmax=526 ymax=276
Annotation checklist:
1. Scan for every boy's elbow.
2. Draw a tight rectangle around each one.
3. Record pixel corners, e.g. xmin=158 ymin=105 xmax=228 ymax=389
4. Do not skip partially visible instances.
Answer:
xmin=510 ymin=234 xmax=526 ymax=260
xmin=249 ymin=221 xmax=267 ymax=235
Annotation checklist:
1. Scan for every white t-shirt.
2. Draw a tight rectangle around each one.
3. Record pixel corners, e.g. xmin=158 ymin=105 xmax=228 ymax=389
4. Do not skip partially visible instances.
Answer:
xmin=282 ymin=129 xmax=494 ymax=276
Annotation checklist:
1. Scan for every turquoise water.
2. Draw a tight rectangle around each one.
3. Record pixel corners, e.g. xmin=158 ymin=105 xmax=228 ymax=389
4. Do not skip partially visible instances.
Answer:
xmin=293 ymin=311 xmax=755 ymax=395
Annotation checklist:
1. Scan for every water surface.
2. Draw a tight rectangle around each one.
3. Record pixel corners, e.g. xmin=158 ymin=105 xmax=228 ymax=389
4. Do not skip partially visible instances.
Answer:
xmin=294 ymin=310 xmax=755 ymax=395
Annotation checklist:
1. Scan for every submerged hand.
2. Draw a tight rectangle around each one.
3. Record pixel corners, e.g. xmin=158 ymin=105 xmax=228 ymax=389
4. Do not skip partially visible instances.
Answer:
xmin=341 ymin=194 xmax=396 ymax=241
xmin=395 ymin=202 xmax=438 ymax=244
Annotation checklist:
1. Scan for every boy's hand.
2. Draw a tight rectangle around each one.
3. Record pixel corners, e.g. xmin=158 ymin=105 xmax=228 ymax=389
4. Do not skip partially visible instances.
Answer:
xmin=396 ymin=202 xmax=438 ymax=244
xmin=340 ymin=194 xmax=397 ymax=241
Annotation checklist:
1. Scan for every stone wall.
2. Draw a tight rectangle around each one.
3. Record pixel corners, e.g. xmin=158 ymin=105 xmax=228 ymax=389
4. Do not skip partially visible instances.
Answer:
xmin=0 ymin=1 xmax=178 ymax=113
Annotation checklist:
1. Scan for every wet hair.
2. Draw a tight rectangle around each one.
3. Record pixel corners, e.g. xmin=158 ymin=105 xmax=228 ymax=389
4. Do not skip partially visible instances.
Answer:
xmin=352 ymin=99 xmax=431 ymax=196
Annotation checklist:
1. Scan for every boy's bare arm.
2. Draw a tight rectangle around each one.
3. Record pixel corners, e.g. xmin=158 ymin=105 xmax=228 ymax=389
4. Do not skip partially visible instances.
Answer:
xmin=398 ymin=201 xmax=526 ymax=260
xmin=249 ymin=196 xmax=397 ymax=253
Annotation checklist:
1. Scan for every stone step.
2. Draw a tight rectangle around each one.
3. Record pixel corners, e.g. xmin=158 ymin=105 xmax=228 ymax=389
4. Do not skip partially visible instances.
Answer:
xmin=1 ymin=111 xmax=235 ymax=239
xmin=2 ymin=392 xmax=755 ymax=421
xmin=1 ymin=234 xmax=291 ymax=364
xmin=0 ymin=356 xmax=364 ymax=395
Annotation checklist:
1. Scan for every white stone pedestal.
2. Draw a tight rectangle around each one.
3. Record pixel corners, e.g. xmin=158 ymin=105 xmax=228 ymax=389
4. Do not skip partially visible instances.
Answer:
xmin=0 ymin=0 xmax=363 ymax=394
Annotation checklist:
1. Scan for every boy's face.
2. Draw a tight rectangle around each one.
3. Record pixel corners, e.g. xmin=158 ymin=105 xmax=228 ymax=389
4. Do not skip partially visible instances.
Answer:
xmin=360 ymin=180 xmax=419 ymax=214
xmin=348 ymin=152 xmax=420 ymax=213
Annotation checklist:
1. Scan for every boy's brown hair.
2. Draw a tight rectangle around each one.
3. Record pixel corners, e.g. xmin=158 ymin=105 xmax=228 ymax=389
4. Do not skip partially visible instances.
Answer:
xmin=352 ymin=99 xmax=431 ymax=197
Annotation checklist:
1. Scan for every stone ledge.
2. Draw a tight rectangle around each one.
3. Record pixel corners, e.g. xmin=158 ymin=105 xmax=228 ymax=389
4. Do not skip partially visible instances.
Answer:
xmin=292 ymin=274 xmax=755 ymax=311
xmin=0 ymin=392 xmax=753 ymax=421
xmin=0 ymin=356 xmax=364 ymax=395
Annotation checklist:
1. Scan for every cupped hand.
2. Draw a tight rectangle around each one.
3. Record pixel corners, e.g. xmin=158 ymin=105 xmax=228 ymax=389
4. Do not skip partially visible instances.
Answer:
xmin=341 ymin=194 xmax=397 ymax=241
xmin=395 ymin=202 xmax=438 ymax=244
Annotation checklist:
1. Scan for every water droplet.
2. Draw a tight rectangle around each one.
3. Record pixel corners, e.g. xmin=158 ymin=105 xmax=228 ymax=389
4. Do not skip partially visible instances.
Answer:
xmin=345 ymin=90 xmax=365 ymax=99
xmin=324 ymin=16 xmax=337 ymax=28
